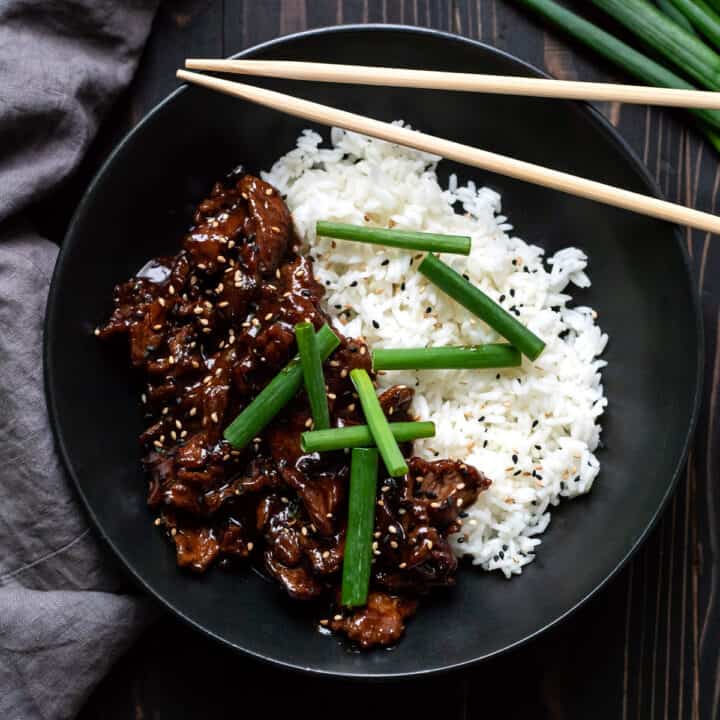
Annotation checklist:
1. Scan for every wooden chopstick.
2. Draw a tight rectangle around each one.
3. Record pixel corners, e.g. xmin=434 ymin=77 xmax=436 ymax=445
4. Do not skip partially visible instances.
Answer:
xmin=176 ymin=69 xmax=720 ymax=235
xmin=184 ymin=59 xmax=720 ymax=109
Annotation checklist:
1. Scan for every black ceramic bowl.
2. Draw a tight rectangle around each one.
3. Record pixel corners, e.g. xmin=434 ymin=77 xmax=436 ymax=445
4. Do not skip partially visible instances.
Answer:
xmin=45 ymin=25 xmax=702 ymax=677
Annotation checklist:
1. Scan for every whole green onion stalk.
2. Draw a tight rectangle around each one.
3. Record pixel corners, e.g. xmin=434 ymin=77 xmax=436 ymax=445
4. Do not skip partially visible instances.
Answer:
xmin=513 ymin=0 xmax=720 ymax=149
xmin=667 ymin=0 xmax=720 ymax=51
xmin=589 ymin=0 xmax=720 ymax=89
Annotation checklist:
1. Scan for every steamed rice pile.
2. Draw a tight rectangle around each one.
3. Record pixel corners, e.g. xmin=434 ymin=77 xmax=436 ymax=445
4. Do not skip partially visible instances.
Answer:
xmin=263 ymin=126 xmax=608 ymax=578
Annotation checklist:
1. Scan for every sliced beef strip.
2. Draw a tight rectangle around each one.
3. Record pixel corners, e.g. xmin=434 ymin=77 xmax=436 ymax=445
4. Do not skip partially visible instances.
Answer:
xmin=329 ymin=592 xmax=418 ymax=649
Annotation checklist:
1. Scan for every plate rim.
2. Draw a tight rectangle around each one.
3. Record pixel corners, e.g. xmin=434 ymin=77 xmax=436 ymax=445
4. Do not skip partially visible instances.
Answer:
xmin=44 ymin=23 xmax=705 ymax=678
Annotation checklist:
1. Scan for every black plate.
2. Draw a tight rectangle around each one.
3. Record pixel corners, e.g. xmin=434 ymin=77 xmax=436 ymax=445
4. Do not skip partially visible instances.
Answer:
xmin=45 ymin=25 xmax=702 ymax=677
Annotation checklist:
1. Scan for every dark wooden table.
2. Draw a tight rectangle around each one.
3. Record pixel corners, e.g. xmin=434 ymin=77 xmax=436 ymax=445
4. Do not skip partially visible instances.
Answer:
xmin=67 ymin=2 xmax=718 ymax=718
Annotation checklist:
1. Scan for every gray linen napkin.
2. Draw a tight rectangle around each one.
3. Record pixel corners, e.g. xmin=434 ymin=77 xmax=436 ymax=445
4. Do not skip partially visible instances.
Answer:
xmin=0 ymin=2 xmax=159 ymax=717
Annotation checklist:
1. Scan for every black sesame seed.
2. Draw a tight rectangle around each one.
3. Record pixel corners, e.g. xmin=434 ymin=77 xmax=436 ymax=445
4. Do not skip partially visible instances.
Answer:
xmin=502 ymin=544 xmax=508 ymax=551
xmin=462 ymin=274 xmax=469 ymax=280
xmin=512 ymin=453 xmax=518 ymax=464
xmin=425 ymin=306 xmax=432 ymax=314
xmin=513 ymin=469 xmax=522 ymax=476
xmin=511 ymin=259 xmax=517 ymax=266
xmin=496 ymin=373 xmax=500 ymax=380
xmin=457 ymin=537 xmax=465 ymax=544
xmin=560 ymin=481 xmax=566 ymax=490
xmin=534 ymin=444 xmax=541 ymax=450
xmin=574 ymin=476 xmax=581 ymax=482
xmin=459 ymin=512 xmax=468 ymax=519
xmin=381 ymin=259 xmax=389 ymax=266
xmin=400 ymin=282 xmax=405 ymax=291
xmin=493 ymin=555 xmax=499 ymax=561
xmin=499 ymin=551 xmax=504 ymax=559
xmin=478 ymin=415 xmax=485 ymax=422
xmin=334 ymin=304 xmax=342 ymax=309
xmin=536 ymin=474 xmax=543 ymax=480
xmin=325 ymin=280 xmax=331 ymax=286
xmin=483 ymin=440 xmax=488 ymax=448
xmin=350 ymin=280 xmax=358 ymax=287
xmin=499 ymin=294 xmax=506 ymax=303
xmin=372 ymin=320 xmax=380 ymax=329
xmin=509 ymin=289 xmax=515 ymax=297
xmin=532 ymin=420 xmax=539 ymax=428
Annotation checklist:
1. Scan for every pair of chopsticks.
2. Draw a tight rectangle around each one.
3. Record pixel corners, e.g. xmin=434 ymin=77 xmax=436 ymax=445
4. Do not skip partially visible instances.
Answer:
xmin=178 ymin=59 xmax=720 ymax=234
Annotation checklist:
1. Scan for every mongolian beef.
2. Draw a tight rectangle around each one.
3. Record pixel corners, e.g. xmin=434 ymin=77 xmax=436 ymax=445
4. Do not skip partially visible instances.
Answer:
xmin=97 ymin=170 xmax=491 ymax=649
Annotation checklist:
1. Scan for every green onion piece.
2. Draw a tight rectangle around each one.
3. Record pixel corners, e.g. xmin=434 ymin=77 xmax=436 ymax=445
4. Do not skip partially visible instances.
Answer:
xmin=350 ymin=369 xmax=408 ymax=477
xmin=341 ymin=448 xmax=379 ymax=607
xmin=513 ymin=0 xmax=720 ymax=131
xmin=668 ymin=0 xmax=720 ymax=50
xmin=316 ymin=220 xmax=471 ymax=256
xmin=418 ymin=254 xmax=545 ymax=361
xmin=656 ymin=0 xmax=699 ymax=34
xmin=223 ymin=324 xmax=340 ymax=449
xmin=372 ymin=344 xmax=521 ymax=371
xmin=590 ymin=0 xmax=720 ymax=90
xmin=295 ymin=322 xmax=331 ymax=430
xmin=301 ymin=421 xmax=435 ymax=453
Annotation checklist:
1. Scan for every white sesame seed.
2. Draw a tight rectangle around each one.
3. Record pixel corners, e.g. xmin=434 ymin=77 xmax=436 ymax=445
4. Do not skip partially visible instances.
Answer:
xmin=211 ymin=412 xmax=219 ymax=423
xmin=388 ymin=525 xmax=397 ymax=534
xmin=168 ymin=285 xmax=175 ymax=295
xmin=93 ymin=327 xmax=100 ymax=336
xmin=158 ymin=298 xmax=166 ymax=307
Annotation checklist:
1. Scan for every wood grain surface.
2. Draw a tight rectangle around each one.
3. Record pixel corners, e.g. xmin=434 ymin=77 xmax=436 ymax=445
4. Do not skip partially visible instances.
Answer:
xmin=67 ymin=2 xmax=718 ymax=718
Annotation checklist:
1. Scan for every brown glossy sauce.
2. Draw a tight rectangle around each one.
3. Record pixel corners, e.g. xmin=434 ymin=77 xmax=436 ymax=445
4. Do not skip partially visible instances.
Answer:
xmin=99 ymin=172 xmax=490 ymax=648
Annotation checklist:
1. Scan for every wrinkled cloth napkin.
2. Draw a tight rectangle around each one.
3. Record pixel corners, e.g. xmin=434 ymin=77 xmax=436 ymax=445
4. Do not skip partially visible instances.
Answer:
xmin=0 ymin=1 xmax=160 ymax=718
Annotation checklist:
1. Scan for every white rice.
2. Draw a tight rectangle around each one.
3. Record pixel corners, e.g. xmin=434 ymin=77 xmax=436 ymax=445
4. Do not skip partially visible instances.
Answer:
xmin=263 ymin=126 xmax=608 ymax=578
